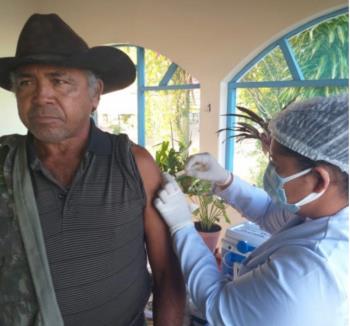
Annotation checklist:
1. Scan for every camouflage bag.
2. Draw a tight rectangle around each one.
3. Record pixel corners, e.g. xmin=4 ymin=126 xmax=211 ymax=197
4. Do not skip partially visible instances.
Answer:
xmin=0 ymin=135 xmax=63 ymax=326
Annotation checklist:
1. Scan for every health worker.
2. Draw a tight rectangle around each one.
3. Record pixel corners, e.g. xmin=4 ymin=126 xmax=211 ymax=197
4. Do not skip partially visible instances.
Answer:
xmin=155 ymin=94 xmax=349 ymax=326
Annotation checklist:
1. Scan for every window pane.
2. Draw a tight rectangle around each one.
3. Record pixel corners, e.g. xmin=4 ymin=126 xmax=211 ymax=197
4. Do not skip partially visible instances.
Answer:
xmin=168 ymin=66 xmax=200 ymax=85
xmin=233 ymin=86 xmax=349 ymax=185
xmin=97 ymin=80 xmax=138 ymax=143
xmin=240 ymin=46 xmax=293 ymax=82
xmin=98 ymin=45 xmax=200 ymax=157
xmin=145 ymin=49 xmax=172 ymax=86
xmin=289 ymin=13 xmax=349 ymax=79
xmin=145 ymin=89 xmax=200 ymax=155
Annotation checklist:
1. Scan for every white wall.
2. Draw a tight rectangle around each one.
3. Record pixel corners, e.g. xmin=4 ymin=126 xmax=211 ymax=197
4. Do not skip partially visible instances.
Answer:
xmin=0 ymin=0 xmax=347 ymax=148
xmin=0 ymin=0 xmax=41 ymax=135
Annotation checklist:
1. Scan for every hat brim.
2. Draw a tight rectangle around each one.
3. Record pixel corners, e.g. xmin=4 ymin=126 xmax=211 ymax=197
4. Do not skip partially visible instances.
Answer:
xmin=0 ymin=46 xmax=136 ymax=94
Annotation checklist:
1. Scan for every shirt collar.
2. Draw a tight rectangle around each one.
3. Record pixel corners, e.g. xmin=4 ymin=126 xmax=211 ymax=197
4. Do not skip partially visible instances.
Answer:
xmin=87 ymin=119 xmax=112 ymax=155
xmin=27 ymin=119 xmax=112 ymax=169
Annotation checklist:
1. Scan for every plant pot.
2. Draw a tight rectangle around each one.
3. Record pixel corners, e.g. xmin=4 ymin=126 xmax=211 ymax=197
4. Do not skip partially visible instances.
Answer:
xmin=194 ymin=222 xmax=222 ymax=252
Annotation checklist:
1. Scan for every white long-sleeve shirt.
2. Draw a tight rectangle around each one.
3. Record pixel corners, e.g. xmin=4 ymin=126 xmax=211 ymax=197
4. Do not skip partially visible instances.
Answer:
xmin=174 ymin=176 xmax=349 ymax=326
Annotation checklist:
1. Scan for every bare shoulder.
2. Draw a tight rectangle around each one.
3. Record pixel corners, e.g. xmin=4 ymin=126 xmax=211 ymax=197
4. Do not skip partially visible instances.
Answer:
xmin=131 ymin=144 xmax=162 ymax=197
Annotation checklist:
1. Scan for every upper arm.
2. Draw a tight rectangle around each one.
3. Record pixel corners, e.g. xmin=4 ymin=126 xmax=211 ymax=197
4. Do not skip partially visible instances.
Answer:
xmin=131 ymin=145 xmax=177 ymax=277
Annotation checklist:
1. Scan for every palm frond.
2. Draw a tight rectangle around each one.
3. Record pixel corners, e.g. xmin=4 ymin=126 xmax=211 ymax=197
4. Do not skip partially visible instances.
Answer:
xmin=219 ymin=105 xmax=271 ymax=153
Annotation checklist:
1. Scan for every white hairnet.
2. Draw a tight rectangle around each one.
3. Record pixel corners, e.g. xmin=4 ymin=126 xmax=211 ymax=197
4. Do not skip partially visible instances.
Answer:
xmin=269 ymin=94 xmax=349 ymax=174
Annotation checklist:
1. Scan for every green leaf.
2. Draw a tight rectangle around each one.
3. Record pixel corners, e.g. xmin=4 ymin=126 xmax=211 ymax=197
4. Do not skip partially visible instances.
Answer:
xmin=337 ymin=25 xmax=345 ymax=45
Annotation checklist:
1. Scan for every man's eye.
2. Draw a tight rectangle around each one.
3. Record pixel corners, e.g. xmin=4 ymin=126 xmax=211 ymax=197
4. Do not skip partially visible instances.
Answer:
xmin=53 ymin=79 xmax=68 ymax=85
xmin=17 ymin=80 xmax=32 ymax=87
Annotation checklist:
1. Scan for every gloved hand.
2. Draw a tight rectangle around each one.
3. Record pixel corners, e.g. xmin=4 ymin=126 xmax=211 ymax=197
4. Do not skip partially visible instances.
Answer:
xmin=154 ymin=173 xmax=193 ymax=235
xmin=185 ymin=152 xmax=232 ymax=186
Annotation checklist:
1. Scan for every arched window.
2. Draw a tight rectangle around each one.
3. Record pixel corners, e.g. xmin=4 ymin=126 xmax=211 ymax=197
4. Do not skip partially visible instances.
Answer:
xmin=224 ymin=8 xmax=348 ymax=186
xmin=96 ymin=46 xmax=200 ymax=155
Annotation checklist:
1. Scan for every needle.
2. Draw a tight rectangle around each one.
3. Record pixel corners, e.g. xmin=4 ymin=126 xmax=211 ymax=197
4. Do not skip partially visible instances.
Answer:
xmin=175 ymin=170 xmax=186 ymax=177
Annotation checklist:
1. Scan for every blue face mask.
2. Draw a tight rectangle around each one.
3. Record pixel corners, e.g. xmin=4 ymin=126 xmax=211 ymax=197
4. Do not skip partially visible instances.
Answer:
xmin=263 ymin=162 xmax=324 ymax=213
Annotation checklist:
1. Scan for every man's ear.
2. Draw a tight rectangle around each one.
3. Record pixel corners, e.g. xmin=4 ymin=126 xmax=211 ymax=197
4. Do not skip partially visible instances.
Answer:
xmin=312 ymin=166 xmax=331 ymax=193
xmin=91 ymin=79 xmax=104 ymax=112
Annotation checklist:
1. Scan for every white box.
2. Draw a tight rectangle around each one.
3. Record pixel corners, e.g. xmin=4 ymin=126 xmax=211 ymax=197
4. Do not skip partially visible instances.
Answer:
xmin=221 ymin=222 xmax=270 ymax=279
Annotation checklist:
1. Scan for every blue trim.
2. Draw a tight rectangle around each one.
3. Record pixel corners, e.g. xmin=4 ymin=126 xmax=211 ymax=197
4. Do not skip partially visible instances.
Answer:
xmin=231 ymin=7 xmax=348 ymax=83
xmin=225 ymin=89 xmax=236 ymax=170
xmin=278 ymin=39 xmax=304 ymax=80
xmin=225 ymin=7 xmax=349 ymax=170
xmin=229 ymin=79 xmax=348 ymax=89
xmin=159 ymin=63 xmax=178 ymax=86
xmin=232 ymin=44 xmax=278 ymax=83
xmin=103 ymin=44 xmax=200 ymax=148
xmin=137 ymin=47 xmax=145 ymax=146
xmin=143 ymin=84 xmax=200 ymax=91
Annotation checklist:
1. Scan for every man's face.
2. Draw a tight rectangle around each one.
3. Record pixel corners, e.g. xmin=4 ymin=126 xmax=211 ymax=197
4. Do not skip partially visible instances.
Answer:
xmin=13 ymin=64 xmax=102 ymax=143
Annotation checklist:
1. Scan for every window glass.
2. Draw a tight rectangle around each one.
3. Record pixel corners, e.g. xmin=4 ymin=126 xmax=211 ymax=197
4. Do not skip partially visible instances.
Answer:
xmin=234 ymin=86 xmax=348 ymax=186
xmin=98 ymin=79 xmax=138 ymax=143
xmin=289 ymin=13 xmax=349 ymax=80
xmin=240 ymin=46 xmax=293 ymax=82
xmin=227 ymin=11 xmax=349 ymax=186
xmin=168 ymin=66 xmax=200 ymax=85
xmin=145 ymin=49 xmax=172 ymax=86
xmin=145 ymin=88 xmax=200 ymax=155
xmin=97 ymin=46 xmax=200 ymax=156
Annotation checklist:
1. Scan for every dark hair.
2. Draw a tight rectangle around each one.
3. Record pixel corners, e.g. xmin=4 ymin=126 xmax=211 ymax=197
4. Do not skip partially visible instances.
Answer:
xmin=278 ymin=143 xmax=349 ymax=197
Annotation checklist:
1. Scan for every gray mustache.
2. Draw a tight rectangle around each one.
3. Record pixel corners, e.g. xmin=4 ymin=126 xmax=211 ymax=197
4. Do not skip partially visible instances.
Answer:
xmin=28 ymin=107 xmax=63 ymax=119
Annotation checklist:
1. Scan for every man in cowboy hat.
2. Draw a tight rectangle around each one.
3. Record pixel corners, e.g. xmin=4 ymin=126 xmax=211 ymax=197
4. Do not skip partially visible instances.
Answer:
xmin=0 ymin=13 xmax=185 ymax=326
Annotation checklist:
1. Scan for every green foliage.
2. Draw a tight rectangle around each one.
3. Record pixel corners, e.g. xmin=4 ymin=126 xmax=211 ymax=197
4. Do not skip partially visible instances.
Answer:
xmin=145 ymin=49 xmax=199 ymax=151
xmin=155 ymin=140 xmax=189 ymax=175
xmin=291 ymin=13 xmax=349 ymax=80
xmin=108 ymin=114 xmax=135 ymax=135
xmin=233 ymin=13 xmax=349 ymax=186
xmin=192 ymin=195 xmax=230 ymax=232
xmin=186 ymin=179 xmax=230 ymax=232
xmin=238 ymin=14 xmax=348 ymax=118
xmin=155 ymin=140 xmax=230 ymax=231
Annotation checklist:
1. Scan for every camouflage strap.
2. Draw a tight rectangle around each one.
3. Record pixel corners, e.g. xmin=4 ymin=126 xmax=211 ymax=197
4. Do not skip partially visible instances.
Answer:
xmin=12 ymin=138 xmax=64 ymax=326
xmin=0 ymin=138 xmax=39 ymax=326
xmin=0 ymin=143 xmax=8 ymax=188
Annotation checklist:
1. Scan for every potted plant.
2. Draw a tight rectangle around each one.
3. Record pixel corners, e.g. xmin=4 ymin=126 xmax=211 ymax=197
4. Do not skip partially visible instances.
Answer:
xmin=185 ymin=178 xmax=230 ymax=252
xmin=155 ymin=140 xmax=230 ymax=251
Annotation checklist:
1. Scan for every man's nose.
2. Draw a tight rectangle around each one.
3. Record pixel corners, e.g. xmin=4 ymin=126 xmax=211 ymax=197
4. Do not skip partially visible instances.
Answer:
xmin=32 ymin=80 xmax=54 ymax=103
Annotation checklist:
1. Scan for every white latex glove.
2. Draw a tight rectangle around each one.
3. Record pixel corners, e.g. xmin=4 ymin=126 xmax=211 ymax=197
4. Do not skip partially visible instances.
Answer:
xmin=154 ymin=173 xmax=193 ymax=235
xmin=185 ymin=152 xmax=232 ymax=186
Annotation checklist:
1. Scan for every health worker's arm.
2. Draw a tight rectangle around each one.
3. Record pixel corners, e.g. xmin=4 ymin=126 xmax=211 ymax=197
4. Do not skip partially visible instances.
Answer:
xmin=173 ymin=225 xmax=324 ymax=326
xmin=154 ymin=176 xmax=333 ymax=326
xmin=131 ymin=145 xmax=186 ymax=326
xmin=214 ymin=175 xmax=296 ymax=234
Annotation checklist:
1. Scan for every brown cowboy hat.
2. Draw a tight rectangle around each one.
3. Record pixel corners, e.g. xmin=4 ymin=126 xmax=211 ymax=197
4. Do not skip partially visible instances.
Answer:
xmin=0 ymin=13 xmax=136 ymax=94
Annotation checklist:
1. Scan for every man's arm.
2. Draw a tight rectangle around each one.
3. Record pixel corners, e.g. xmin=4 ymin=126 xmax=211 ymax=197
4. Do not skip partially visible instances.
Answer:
xmin=131 ymin=145 xmax=186 ymax=326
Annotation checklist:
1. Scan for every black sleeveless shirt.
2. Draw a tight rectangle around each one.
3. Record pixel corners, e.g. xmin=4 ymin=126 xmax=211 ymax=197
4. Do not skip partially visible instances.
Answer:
xmin=27 ymin=122 xmax=152 ymax=326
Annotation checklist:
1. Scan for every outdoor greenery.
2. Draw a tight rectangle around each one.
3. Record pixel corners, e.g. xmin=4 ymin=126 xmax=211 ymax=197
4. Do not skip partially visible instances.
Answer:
xmin=155 ymin=140 xmax=230 ymax=232
xmin=185 ymin=178 xmax=230 ymax=232
xmin=99 ymin=46 xmax=200 ymax=156
xmin=233 ymin=13 xmax=349 ymax=186
xmin=145 ymin=50 xmax=199 ymax=153
xmin=239 ymin=14 xmax=348 ymax=115
xmin=154 ymin=140 xmax=189 ymax=176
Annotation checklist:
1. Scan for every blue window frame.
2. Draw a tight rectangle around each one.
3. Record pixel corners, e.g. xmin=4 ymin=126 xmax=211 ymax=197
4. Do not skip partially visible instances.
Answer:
xmin=225 ymin=7 xmax=349 ymax=172
xmin=96 ymin=45 xmax=200 ymax=151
